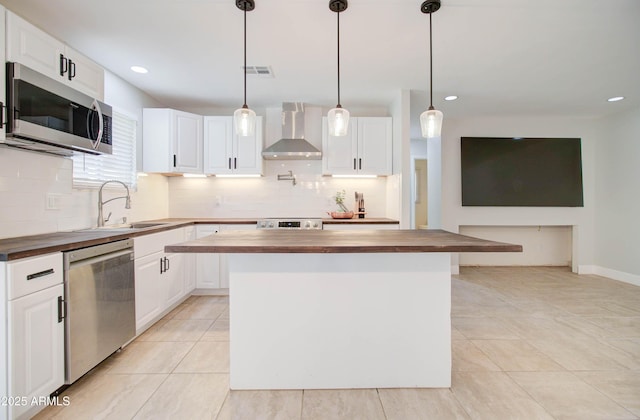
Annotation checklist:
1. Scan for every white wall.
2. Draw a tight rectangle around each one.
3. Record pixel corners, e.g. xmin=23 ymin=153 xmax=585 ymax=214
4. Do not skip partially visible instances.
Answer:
xmin=0 ymin=71 xmax=169 ymax=239
xmin=593 ymin=107 xmax=640 ymax=284
xmin=389 ymin=90 xmax=411 ymax=228
xmin=441 ymin=116 xmax=597 ymax=272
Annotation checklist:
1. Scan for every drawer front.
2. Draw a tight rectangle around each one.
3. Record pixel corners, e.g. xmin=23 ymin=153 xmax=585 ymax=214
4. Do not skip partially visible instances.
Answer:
xmin=134 ymin=228 xmax=185 ymax=259
xmin=7 ymin=253 xmax=63 ymax=300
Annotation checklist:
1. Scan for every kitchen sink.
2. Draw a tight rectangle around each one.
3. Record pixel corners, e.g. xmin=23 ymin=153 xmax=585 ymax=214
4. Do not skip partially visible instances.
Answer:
xmin=128 ymin=222 xmax=167 ymax=229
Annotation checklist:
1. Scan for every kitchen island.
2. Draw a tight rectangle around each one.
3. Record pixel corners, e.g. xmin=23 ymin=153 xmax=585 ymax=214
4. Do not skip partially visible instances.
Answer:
xmin=166 ymin=229 xmax=521 ymax=390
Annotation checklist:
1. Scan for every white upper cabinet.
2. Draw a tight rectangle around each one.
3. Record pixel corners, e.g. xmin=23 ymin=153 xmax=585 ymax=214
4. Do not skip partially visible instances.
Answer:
xmin=5 ymin=11 xmax=104 ymax=100
xmin=203 ymin=117 xmax=234 ymax=174
xmin=322 ymin=117 xmax=392 ymax=176
xmin=204 ymin=116 xmax=263 ymax=175
xmin=143 ymin=108 xmax=204 ymax=174
xmin=62 ymin=47 xmax=105 ymax=100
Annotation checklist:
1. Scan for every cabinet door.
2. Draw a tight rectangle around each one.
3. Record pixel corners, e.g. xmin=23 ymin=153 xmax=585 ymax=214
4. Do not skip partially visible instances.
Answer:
xmin=184 ymin=226 xmax=197 ymax=293
xmin=203 ymin=116 xmax=234 ymax=174
xmin=6 ymin=11 xmax=65 ymax=80
xmin=357 ymin=117 xmax=392 ymax=175
xmin=165 ymin=252 xmax=185 ymax=308
xmin=134 ymin=251 xmax=165 ymax=332
xmin=322 ymin=117 xmax=359 ymax=175
xmin=196 ymin=225 xmax=221 ymax=289
xmin=219 ymin=224 xmax=257 ymax=288
xmin=64 ymin=47 xmax=105 ymax=100
xmin=233 ymin=117 xmax=263 ymax=175
xmin=174 ymin=111 xmax=203 ymax=173
xmin=8 ymin=284 xmax=64 ymax=419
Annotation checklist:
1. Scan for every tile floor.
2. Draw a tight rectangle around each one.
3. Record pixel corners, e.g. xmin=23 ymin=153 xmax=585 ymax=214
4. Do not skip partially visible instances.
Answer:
xmin=34 ymin=267 xmax=640 ymax=419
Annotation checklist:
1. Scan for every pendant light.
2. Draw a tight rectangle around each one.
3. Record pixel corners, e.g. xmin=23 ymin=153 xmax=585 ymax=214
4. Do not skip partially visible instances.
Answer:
xmin=327 ymin=0 xmax=350 ymax=137
xmin=233 ymin=0 xmax=256 ymax=137
xmin=420 ymin=0 xmax=443 ymax=139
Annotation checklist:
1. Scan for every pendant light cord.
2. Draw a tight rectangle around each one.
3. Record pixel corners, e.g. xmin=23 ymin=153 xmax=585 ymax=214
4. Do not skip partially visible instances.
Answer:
xmin=429 ymin=11 xmax=434 ymax=110
xmin=336 ymin=10 xmax=341 ymax=107
xmin=243 ymin=7 xmax=248 ymax=108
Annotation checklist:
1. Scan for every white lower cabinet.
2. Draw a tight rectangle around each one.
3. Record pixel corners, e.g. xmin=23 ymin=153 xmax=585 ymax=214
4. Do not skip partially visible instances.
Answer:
xmin=134 ymin=251 xmax=166 ymax=331
xmin=184 ymin=226 xmax=197 ymax=293
xmin=133 ymin=227 xmax=188 ymax=334
xmin=1 ymin=252 xmax=64 ymax=420
xmin=194 ymin=224 xmax=255 ymax=291
xmin=195 ymin=225 xmax=221 ymax=289
xmin=8 ymin=284 xmax=65 ymax=419
xmin=165 ymin=252 xmax=185 ymax=308
xmin=219 ymin=224 xmax=256 ymax=289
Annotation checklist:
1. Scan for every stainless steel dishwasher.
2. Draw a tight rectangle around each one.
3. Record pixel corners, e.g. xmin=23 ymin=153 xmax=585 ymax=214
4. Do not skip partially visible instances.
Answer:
xmin=63 ymin=239 xmax=135 ymax=384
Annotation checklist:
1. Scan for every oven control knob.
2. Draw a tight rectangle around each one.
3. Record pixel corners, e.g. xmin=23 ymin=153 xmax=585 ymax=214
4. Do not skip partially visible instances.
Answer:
xmin=260 ymin=221 xmax=266 ymax=228
xmin=313 ymin=222 xmax=319 ymax=228
xmin=268 ymin=222 xmax=275 ymax=228
xmin=305 ymin=221 xmax=311 ymax=228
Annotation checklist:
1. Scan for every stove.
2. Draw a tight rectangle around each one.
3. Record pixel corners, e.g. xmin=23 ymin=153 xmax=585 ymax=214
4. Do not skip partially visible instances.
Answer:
xmin=257 ymin=218 xmax=323 ymax=230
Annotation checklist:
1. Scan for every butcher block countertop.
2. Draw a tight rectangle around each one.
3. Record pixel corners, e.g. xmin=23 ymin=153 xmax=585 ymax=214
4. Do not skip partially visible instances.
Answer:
xmin=0 ymin=217 xmax=399 ymax=261
xmin=165 ymin=229 xmax=522 ymax=254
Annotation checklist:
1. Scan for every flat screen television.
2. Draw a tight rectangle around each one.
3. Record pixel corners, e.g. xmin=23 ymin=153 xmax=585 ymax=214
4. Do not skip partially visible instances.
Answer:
xmin=461 ymin=137 xmax=584 ymax=207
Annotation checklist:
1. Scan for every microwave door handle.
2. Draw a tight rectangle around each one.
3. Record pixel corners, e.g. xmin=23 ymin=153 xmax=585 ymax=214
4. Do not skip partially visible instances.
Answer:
xmin=89 ymin=99 xmax=104 ymax=150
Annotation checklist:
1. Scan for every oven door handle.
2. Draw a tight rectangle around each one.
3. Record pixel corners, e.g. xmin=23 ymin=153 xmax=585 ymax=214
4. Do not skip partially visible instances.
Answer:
xmin=87 ymin=99 xmax=104 ymax=150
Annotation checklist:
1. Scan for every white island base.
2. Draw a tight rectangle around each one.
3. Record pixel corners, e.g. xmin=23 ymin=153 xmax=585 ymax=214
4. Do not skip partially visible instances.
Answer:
xmin=228 ymin=252 xmax=452 ymax=390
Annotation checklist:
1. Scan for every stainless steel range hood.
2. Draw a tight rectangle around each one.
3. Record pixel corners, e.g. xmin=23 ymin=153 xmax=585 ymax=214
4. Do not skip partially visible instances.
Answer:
xmin=262 ymin=102 xmax=322 ymax=160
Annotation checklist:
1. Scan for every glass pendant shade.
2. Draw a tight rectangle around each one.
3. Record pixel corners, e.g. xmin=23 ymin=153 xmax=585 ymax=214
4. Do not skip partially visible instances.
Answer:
xmin=233 ymin=107 xmax=256 ymax=137
xmin=420 ymin=108 xmax=443 ymax=138
xmin=327 ymin=107 xmax=350 ymax=136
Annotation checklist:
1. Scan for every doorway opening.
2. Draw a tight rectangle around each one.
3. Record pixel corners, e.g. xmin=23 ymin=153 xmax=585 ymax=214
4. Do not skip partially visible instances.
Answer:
xmin=411 ymin=158 xmax=428 ymax=229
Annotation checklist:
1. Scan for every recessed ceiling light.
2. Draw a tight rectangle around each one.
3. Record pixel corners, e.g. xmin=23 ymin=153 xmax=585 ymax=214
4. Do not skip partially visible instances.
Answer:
xmin=130 ymin=66 xmax=148 ymax=74
xmin=444 ymin=95 xmax=458 ymax=101
xmin=607 ymin=96 xmax=624 ymax=102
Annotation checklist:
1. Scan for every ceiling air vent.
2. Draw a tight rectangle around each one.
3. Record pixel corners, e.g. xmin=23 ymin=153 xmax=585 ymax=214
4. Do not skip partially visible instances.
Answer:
xmin=243 ymin=66 xmax=274 ymax=78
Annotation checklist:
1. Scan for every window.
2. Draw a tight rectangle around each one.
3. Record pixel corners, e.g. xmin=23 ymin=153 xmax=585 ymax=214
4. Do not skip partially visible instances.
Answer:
xmin=72 ymin=109 xmax=137 ymax=189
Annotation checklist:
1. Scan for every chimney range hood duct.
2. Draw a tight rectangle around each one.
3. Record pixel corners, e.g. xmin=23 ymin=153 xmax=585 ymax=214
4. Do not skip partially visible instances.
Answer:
xmin=262 ymin=102 xmax=322 ymax=160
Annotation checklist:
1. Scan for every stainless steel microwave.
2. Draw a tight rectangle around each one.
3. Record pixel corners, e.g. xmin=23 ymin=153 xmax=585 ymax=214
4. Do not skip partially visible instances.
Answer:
xmin=3 ymin=62 xmax=112 ymax=156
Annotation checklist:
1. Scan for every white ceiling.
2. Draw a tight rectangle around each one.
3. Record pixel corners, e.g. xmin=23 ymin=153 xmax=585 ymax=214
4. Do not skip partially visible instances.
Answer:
xmin=1 ymin=0 xmax=638 ymax=123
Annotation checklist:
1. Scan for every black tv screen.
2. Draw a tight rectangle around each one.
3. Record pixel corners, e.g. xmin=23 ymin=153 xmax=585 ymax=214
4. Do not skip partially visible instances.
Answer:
xmin=461 ymin=137 xmax=584 ymax=207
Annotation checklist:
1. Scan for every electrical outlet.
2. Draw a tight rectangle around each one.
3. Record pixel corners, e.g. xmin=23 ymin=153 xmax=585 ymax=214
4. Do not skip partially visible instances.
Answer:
xmin=215 ymin=196 xmax=222 ymax=207
xmin=46 ymin=193 xmax=62 ymax=210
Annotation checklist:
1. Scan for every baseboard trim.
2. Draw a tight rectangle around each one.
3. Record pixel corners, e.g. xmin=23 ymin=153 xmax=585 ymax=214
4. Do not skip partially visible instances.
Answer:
xmin=578 ymin=265 xmax=596 ymax=275
xmin=591 ymin=266 xmax=640 ymax=287
xmin=193 ymin=288 xmax=229 ymax=296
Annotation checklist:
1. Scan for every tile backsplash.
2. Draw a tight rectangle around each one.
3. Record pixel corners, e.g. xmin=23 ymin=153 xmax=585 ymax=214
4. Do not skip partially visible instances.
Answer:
xmin=168 ymin=160 xmax=390 ymax=219
xmin=0 ymin=148 xmax=394 ymax=240
xmin=0 ymin=147 xmax=168 ymax=239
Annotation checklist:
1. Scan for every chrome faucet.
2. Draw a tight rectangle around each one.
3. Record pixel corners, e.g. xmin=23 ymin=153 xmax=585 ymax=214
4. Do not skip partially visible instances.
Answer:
xmin=97 ymin=180 xmax=131 ymax=227
xmin=277 ymin=170 xmax=297 ymax=186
